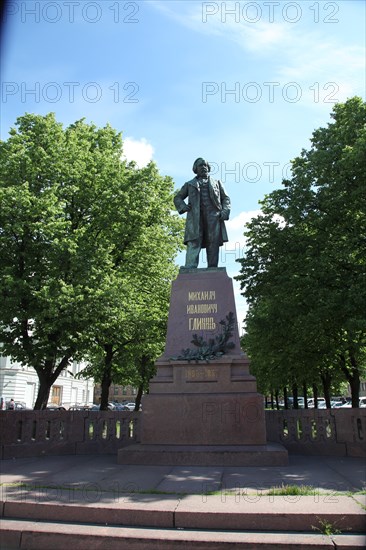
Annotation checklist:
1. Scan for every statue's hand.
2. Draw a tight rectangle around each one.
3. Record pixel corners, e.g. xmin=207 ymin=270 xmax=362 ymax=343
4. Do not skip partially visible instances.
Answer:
xmin=182 ymin=204 xmax=191 ymax=213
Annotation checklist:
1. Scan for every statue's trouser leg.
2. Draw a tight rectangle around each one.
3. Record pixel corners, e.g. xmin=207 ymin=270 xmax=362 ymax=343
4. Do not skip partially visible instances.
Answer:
xmin=204 ymin=210 xmax=221 ymax=268
xmin=206 ymin=242 xmax=220 ymax=268
xmin=185 ymin=240 xmax=201 ymax=268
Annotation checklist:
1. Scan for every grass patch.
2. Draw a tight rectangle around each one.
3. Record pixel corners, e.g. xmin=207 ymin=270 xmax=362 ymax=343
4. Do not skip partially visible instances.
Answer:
xmin=267 ymin=484 xmax=319 ymax=496
xmin=351 ymin=492 xmax=366 ymax=511
xmin=312 ymin=517 xmax=342 ymax=536
xmin=2 ymin=482 xmax=363 ymax=499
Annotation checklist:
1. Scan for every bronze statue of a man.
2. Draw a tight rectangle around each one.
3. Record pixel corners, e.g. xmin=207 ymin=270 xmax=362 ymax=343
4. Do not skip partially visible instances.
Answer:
xmin=174 ymin=158 xmax=231 ymax=268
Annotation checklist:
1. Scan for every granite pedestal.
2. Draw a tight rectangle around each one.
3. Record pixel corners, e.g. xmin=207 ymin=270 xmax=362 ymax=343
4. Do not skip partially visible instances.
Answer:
xmin=118 ymin=268 xmax=288 ymax=466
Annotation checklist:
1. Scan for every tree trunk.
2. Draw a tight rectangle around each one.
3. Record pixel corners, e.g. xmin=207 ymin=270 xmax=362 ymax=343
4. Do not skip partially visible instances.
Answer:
xmin=292 ymin=383 xmax=299 ymax=409
xmin=303 ymin=382 xmax=308 ymax=409
xmin=339 ymin=352 xmax=360 ymax=408
xmin=135 ymin=383 xmax=144 ymax=410
xmin=348 ymin=351 xmax=360 ymax=408
xmin=135 ymin=354 xmax=150 ymax=411
xmin=100 ymin=344 xmax=114 ymax=410
xmin=349 ymin=376 xmax=360 ymax=408
xmin=271 ymin=391 xmax=274 ymax=410
xmin=34 ymin=375 xmax=52 ymax=410
xmin=312 ymin=383 xmax=319 ymax=408
xmin=283 ymin=386 xmax=288 ymax=409
xmin=321 ymin=372 xmax=332 ymax=408
xmin=275 ymin=391 xmax=279 ymax=410
xmin=33 ymin=354 xmax=73 ymax=409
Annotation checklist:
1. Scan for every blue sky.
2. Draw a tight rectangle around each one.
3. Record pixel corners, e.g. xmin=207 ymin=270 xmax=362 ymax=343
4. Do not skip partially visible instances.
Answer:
xmin=1 ymin=0 xmax=365 ymax=327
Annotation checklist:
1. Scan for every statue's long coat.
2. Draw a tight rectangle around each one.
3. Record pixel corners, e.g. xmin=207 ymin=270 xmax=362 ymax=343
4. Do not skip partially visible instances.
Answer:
xmin=174 ymin=177 xmax=231 ymax=248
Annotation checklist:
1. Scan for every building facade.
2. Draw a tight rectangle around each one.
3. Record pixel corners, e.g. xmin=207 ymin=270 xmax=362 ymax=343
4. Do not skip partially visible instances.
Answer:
xmin=93 ymin=383 xmax=138 ymax=405
xmin=0 ymin=354 xmax=94 ymax=409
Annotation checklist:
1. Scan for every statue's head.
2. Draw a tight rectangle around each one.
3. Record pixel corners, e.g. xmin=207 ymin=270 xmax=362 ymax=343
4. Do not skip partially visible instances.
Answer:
xmin=192 ymin=158 xmax=211 ymax=174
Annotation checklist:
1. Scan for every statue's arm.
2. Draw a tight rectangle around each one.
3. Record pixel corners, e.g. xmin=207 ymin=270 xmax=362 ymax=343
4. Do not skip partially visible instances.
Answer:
xmin=174 ymin=182 xmax=190 ymax=214
xmin=219 ymin=181 xmax=231 ymax=220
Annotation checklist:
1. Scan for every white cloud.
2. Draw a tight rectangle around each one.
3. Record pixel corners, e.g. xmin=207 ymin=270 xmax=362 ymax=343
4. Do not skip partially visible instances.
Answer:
xmin=222 ymin=209 xmax=262 ymax=331
xmin=149 ymin=1 xmax=365 ymax=103
xmin=150 ymin=1 xmax=288 ymax=52
xmin=232 ymin=278 xmax=248 ymax=334
xmin=122 ymin=137 xmax=154 ymax=168
xmin=276 ymin=41 xmax=365 ymax=104
xmin=223 ymin=208 xmax=288 ymax=331
xmin=226 ymin=209 xmax=262 ymax=250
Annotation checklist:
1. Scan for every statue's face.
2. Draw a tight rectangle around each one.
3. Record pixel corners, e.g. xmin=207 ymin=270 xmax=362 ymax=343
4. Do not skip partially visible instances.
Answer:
xmin=196 ymin=159 xmax=209 ymax=178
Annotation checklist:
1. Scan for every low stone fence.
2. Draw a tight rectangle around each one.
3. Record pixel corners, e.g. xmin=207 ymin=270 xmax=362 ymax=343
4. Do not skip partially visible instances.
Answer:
xmin=266 ymin=408 xmax=365 ymax=458
xmin=0 ymin=410 xmax=141 ymax=460
xmin=0 ymin=408 xmax=364 ymax=460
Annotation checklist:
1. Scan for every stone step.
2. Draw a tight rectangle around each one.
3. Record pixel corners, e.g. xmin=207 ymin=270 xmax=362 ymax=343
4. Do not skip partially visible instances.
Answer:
xmin=118 ymin=443 xmax=289 ymax=466
xmin=2 ymin=518 xmax=366 ymax=549
xmin=1 ymin=494 xmax=365 ymax=533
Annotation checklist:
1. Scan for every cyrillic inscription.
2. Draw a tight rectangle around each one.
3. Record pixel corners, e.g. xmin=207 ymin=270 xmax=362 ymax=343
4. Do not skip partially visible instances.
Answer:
xmin=187 ymin=289 xmax=218 ymax=331
xmin=188 ymin=291 xmax=216 ymax=301
xmin=188 ymin=317 xmax=216 ymax=331
xmin=186 ymin=367 xmax=218 ymax=380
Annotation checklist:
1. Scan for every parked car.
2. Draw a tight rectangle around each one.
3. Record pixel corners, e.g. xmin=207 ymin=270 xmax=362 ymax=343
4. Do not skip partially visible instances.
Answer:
xmin=307 ymin=398 xmax=326 ymax=408
xmin=125 ymin=402 xmax=136 ymax=411
xmin=90 ymin=403 xmax=116 ymax=411
xmin=113 ymin=403 xmax=130 ymax=411
xmin=340 ymin=398 xmax=366 ymax=408
xmin=68 ymin=404 xmax=90 ymax=411
xmin=46 ymin=405 xmax=67 ymax=411
xmin=278 ymin=397 xmax=305 ymax=409
xmin=331 ymin=400 xmax=344 ymax=408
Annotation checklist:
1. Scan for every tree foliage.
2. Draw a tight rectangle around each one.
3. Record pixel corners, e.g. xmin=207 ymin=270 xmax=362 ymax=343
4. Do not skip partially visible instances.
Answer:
xmin=237 ymin=98 xmax=366 ymax=407
xmin=0 ymin=113 xmax=183 ymax=409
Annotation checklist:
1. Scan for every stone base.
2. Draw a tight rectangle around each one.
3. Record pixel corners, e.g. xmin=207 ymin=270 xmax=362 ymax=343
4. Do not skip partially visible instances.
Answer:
xmin=141 ymin=391 xmax=267 ymax=446
xmin=118 ymin=443 xmax=288 ymax=466
xmin=117 ymin=269 xmax=289 ymax=468
xmin=143 ymin=357 xmax=266 ymax=446
xmin=160 ymin=268 xmax=242 ymax=360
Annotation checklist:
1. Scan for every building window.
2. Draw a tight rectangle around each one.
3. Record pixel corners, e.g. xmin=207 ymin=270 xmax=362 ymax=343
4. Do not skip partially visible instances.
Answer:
xmin=51 ymin=385 xmax=62 ymax=405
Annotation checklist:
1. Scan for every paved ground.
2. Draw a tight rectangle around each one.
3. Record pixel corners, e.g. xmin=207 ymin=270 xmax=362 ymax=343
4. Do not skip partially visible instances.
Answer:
xmin=1 ymin=453 xmax=365 ymax=500
xmin=1 ymin=454 xmax=365 ymax=549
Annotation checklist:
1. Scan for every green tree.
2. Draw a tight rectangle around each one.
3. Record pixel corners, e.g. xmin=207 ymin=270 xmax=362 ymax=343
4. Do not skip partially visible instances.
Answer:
xmin=77 ymin=158 xmax=182 ymax=411
xmin=0 ymin=113 xmax=183 ymax=409
xmin=237 ymin=98 xmax=366 ymax=407
xmin=79 ymin=236 xmax=179 ymax=411
xmin=84 ymin=315 xmax=168 ymax=411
